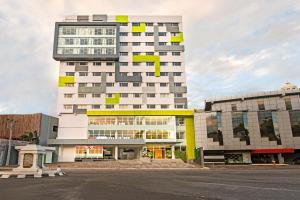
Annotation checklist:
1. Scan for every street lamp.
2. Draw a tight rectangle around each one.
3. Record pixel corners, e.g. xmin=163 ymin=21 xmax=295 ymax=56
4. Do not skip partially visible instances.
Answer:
xmin=5 ymin=119 xmax=17 ymax=166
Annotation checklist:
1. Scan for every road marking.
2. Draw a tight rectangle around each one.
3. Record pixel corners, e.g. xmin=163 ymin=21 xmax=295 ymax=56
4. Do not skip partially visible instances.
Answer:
xmin=194 ymin=181 xmax=300 ymax=193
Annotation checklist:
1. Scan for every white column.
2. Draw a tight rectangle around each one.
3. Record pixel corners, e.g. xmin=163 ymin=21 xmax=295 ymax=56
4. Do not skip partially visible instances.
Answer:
xmin=114 ymin=146 xmax=118 ymax=160
xmin=278 ymin=153 xmax=284 ymax=164
xmin=171 ymin=146 xmax=175 ymax=159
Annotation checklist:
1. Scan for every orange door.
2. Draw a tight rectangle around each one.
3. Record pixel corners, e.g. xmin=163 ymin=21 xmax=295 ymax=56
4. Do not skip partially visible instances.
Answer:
xmin=154 ymin=149 xmax=163 ymax=159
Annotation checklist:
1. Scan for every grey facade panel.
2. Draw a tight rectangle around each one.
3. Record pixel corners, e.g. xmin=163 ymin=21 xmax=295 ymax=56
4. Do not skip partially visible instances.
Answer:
xmin=174 ymin=98 xmax=188 ymax=104
xmin=39 ymin=114 xmax=59 ymax=146
xmin=77 ymin=15 xmax=89 ymax=21
xmin=53 ymin=22 xmax=120 ymax=61
xmin=74 ymin=109 xmax=87 ymax=114
xmin=92 ymin=15 xmax=107 ymax=22
xmin=101 ymin=72 xmax=107 ymax=93
xmin=75 ymin=65 xmax=88 ymax=71
xmin=142 ymin=87 xmax=156 ymax=93
xmin=47 ymin=139 xmax=146 ymax=145
xmin=169 ymin=73 xmax=175 ymax=93
xmin=174 ymin=86 xmax=187 ymax=93
xmin=78 ymin=87 xmax=103 ymax=93
xmin=115 ymin=62 xmax=142 ymax=82
xmin=166 ymin=24 xmax=179 ymax=32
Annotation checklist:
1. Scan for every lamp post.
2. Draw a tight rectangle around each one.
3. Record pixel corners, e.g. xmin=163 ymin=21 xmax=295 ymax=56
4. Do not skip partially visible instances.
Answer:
xmin=5 ymin=119 xmax=17 ymax=166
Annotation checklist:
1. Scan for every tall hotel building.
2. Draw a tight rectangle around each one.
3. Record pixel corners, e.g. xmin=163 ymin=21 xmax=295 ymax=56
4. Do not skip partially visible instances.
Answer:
xmin=49 ymin=15 xmax=195 ymax=162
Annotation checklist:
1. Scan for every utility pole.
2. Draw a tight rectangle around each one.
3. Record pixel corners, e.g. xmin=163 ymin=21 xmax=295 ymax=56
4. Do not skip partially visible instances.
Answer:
xmin=5 ymin=119 xmax=17 ymax=166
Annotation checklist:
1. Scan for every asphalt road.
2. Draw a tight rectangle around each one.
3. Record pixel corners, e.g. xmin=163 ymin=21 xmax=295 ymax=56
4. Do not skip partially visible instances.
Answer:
xmin=1 ymin=169 xmax=300 ymax=200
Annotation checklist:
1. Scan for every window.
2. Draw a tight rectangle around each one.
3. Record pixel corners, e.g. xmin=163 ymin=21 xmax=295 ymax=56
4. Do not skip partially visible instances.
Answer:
xmin=146 ymin=62 xmax=154 ymax=66
xmin=133 ymin=83 xmax=141 ymax=87
xmin=258 ymin=111 xmax=281 ymax=145
xmin=158 ymin=32 xmax=167 ymax=36
xmin=106 ymin=28 xmax=115 ymax=35
xmin=161 ymin=105 xmax=169 ymax=109
xmin=147 ymin=83 xmax=155 ymax=87
xmin=173 ymin=72 xmax=182 ymax=76
xmin=79 ymin=48 xmax=88 ymax=54
xmin=258 ymin=101 xmax=265 ymax=111
xmin=176 ymin=131 xmax=185 ymax=139
xmin=146 ymin=42 xmax=154 ymax=46
xmin=146 ymin=52 xmax=154 ymax=55
xmin=147 ymin=93 xmax=155 ymax=98
xmin=120 ymin=42 xmax=128 ymax=46
xmin=80 ymin=38 xmax=88 ymax=45
xmin=132 ymin=32 xmax=141 ymax=36
xmin=160 ymin=83 xmax=168 ymax=87
xmin=160 ymin=72 xmax=168 ymax=76
xmin=120 ymin=52 xmax=128 ymax=56
xmin=92 ymin=105 xmax=101 ymax=109
xmin=67 ymin=62 xmax=75 ymax=66
xmin=160 ymin=62 xmax=168 ymax=66
xmin=92 ymin=72 xmax=101 ymax=76
xmin=289 ymin=110 xmax=300 ymax=137
xmin=65 ymin=38 xmax=74 ymax=45
xmin=159 ymin=52 xmax=167 ymax=56
xmin=146 ymin=72 xmax=155 ymax=76
xmin=132 ymin=52 xmax=141 ymax=55
xmin=106 ymin=38 xmax=114 ymax=45
xmin=133 ymin=105 xmax=142 ymax=109
xmin=158 ymin=23 xmax=164 ymax=26
xmin=92 ymin=83 xmax=101 ymax=87
xmin=79 ymin=62 xmax=87 ymax=66
xmin=119 ymin=104 xmax=129 ymax=109
xmin=65 ymin=83 xmax=74 ymax=87
xmin=78 ymin=94 xmax=86 ymax=98
xmin=231 ymin=104 xmax=237 ymax=111
xmin=174 ymin=93 xmax=183 ymax=98
xmin=175 ymin=104 xmax=185 ymax=109
xmin=106 ymin=94 xmax=113 ymax=98
xmin=64 ymin=105 xmax=73 ymax=110
xmin=93 ymin=38 xmax=102 ymax=45
xmin=133 ymin=72 xmax=141 ymax=76
xmin=145 ymin=32 xmax=154 ymax=36
xmin=120 ymin=82 xmax=128 ymax=87
xmin=147 ymin=105 xmax=156 ymax=109
xmin=120 ymin=93 xmax=128 ymax=98
xmin=160 ymin=93 xmax=169 ymax=98
xmin=79 ymin=72 xmax=88 ymax=76
xmin=171 ymin=42 xmax=180 ymax=46
xmin=93 ymin=62 xmax=101 ymax=66
xmin=133 ymin=62 xmax=141 ymax=66
xmin=63 ymin=27 xmax=76 ymax=35
xmin=106 ymin=83 xmax=114 ymax=87
xmin=172 ymin=52 xmax=180 ymax=56
xmin=92 ymin=93 xmax=101 ymax=98
xmin=172 ymin=62 xmax=181 ymax=66
xmin=119 ymin=32 xmax=128 ymax=36
xmin=146 ymin=23 xmax=153 ymax=26
xmin=132 ymin=22 xmax=140 ymax=26
xmin=78 ymin=83 xmax=87 ymax=87
xmin=134 ymin=93 xmax=141 ymax=98
xmin=174 ymin=83 xmax=182 ymax=87
xmin=159 ymin=42 xmax=167 ymax=46
xmin=107 ymin=72 xmax=113 ymax=76
xmin=120 ymin=62 xmax=128 ymax=66
xmin=66 ymin=72 xmax=75 ymax=76
xmin=52 ymin=126 xmax=58 ymax=132
xmin=120 ymin=23 xmax=128 ymax=26
xmin=95 ymin=28 xmax=102 ymax=35
xmin=106 ymin=62 xmax=114 ymax=66
xmin=284 ymin=98 xmax=292 ymax=110
xmin=94 ymin=48 xmax=102 ymax=55
xmin=132 ymin=42 xmax=141 ymax=46
xmin=106 ymin=105 xmax=114 ymax=109
xmin=64 ymin=94 xmax=73 ymax=98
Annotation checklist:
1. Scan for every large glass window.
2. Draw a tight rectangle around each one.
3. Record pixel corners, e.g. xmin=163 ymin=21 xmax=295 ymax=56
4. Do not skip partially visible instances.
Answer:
xmin=289 ymin=110 xmax=300 ymax=137
xmin=206 ymin=112 xmax=223 ymax=145
xmin=232 ymin=112 xmax=250 ymax=145
xmin=258 ymin=111 xmax=281 ymax=145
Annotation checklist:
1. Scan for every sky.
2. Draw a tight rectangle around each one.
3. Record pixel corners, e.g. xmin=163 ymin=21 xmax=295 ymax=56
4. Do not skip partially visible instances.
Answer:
xmin=0 ymin=0 xmax=299 ymax=116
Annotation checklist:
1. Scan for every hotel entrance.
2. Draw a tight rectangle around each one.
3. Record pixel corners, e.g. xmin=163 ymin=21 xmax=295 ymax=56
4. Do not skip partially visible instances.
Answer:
xmin=144 ymin=145 xmax=174 ymax=159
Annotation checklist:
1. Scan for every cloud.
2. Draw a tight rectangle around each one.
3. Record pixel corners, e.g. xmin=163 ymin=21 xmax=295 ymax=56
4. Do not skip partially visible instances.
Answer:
xmin=0 ymin=0 xmax=299 ymax=113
